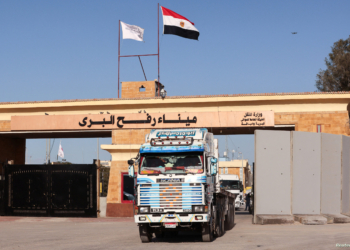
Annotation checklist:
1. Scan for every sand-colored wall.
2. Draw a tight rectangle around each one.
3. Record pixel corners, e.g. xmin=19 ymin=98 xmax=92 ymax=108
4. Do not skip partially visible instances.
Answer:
xmin=0 ymin=121 xmax=11 ymax=131
xmin=121 ymin=81 xmax=157 ymax=99
xmin=275 ymin=111 xmax=349 ymax=135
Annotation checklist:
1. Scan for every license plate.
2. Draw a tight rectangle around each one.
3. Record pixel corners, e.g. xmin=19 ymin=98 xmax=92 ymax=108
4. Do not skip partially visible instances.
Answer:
xmin=151 ymin=208 xmax=164 ymax=213
xmin=164 ymin=223 xmax=176 ymax=228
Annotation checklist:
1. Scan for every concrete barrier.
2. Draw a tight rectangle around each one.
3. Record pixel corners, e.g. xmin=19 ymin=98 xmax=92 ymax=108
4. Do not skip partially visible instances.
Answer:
xmin=100 ymin=197 xmax=107 ymax=217
xmin=342 ymin=136 xmax=350 ymax=216
xmin=254 ymin=130 xmax=292 ymax=224
xmin=292 ymin=131 xmax=321 ymax=215
xmin=321 ymin=133 xmax=342 ymax=215
xmin=254 ymin=131 xmax=350 ymax=224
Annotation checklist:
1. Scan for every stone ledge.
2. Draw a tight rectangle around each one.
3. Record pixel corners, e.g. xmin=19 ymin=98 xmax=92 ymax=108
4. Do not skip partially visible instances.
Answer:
xmin=293 ymin=215 xmax=327 ymax=225
xmin=255 ymin=215 xmax=294 ymax=225
xmin=323 ymin=214 xmax=350 ymax=224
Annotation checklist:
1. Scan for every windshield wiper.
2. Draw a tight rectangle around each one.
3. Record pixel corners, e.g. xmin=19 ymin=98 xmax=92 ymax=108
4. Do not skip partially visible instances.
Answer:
xmin=147 ymin=174 xmax=159 ymax=176
xmin=175 ymin=173 xmax=187 ymax=176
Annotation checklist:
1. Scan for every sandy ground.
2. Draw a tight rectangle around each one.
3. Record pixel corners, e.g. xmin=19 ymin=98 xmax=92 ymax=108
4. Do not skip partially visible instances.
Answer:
xmin=0 ymin=209 xmax=349 ymax=250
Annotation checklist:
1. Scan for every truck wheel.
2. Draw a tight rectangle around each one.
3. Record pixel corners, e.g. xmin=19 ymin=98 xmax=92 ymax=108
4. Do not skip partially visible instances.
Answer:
xmin=139 ymin=224 xmax=152 ymax=243
xmin=230 ymin=204 xmax=235 ymax=229
xmin=215 ymin=209 xmax=225 ymax=237
xmin=224 ymin=205 xmax=231 ymax=231
xmin=202 ymin=222 xmax=213 ymax=242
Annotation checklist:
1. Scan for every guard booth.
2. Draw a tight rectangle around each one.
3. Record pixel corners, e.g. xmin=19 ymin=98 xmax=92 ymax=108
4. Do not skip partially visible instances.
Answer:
xmin=0 ymin=163 xmax=97 ymax=218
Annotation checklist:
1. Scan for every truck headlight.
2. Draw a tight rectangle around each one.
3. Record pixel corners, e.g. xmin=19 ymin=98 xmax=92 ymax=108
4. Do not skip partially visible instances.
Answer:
xmin=139 ymin=207 xmax=149 ymax=213
xmin=193 ymin=206 xmax=204 ymax=212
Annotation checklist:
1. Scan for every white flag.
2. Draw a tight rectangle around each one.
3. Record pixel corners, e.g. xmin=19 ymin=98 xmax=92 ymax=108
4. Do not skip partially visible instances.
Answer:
xmin=58 ymin=141 xmax=64 ymax=158
xmin=121 ymin=21 xmax=144 ymax=42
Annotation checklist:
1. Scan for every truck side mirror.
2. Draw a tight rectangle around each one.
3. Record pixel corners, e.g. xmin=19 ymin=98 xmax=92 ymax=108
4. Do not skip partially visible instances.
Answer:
xmin=210 ymin=157 xmax=217 ymax=176
xmin=128 ymin=160 xmax=135 ymax=178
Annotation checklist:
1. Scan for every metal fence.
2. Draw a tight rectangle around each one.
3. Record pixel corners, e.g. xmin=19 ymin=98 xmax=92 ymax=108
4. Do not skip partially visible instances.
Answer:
xmin=2 ymin=164 xmax=97 ymax=217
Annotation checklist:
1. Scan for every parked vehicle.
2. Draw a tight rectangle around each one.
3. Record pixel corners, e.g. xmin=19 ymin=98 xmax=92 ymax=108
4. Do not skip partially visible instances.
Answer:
xmin=127 ymin=128 xmax=236 ymax=242
xmin=219 ymin=174 xmax=244 ymax=209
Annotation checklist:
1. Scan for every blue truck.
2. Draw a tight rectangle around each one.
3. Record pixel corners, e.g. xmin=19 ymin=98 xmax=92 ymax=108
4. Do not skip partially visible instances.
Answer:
xmin=127 ymin=128 xmax=236 ymax=242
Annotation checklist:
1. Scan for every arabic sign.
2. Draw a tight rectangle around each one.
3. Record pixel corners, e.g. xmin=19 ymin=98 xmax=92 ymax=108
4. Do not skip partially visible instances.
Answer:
xmin=240 ymin=112 xmax=267 ymax=126
xmin=156 ymin=131 xmax=196 ymax=137
xmin=10 ymin=111 xmax=274 ymax=131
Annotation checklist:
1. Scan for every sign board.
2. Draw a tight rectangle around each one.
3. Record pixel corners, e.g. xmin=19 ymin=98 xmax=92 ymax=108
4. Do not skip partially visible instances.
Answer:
xmin=11 ymin=111 xmax=274 ymax=131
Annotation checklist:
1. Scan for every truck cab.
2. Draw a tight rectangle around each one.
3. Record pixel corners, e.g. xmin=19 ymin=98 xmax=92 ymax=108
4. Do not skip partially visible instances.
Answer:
xmin=219 ymin=174 xmax=244 ymax=209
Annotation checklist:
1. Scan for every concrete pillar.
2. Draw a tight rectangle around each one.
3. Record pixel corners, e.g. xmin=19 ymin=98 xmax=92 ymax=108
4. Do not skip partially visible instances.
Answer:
xmin=101 ymin=129 xmax=150 ymax=217
xmin=0 ymin=137 xmax=26 ymax=174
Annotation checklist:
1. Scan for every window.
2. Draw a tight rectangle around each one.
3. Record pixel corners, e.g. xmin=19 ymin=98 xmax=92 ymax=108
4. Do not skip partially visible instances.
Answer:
xmin=140 ymin=153 xmax=204 ymax=175
xmin=139 ymin=85 xmax=146 ymax=92
xmin=225 ymin=167 xmax=228 ymax=174
xmin=317 ymin=124 xmax=322 ymax=133
xmin=121 ymin=172 xmax=136 ymax=203
xmin=221 ymin=168 xmax=223 ymax=174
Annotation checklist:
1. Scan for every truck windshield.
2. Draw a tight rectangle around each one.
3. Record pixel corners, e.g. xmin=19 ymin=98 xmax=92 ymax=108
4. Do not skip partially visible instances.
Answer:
xmin=140 ymin=153 xmax=204 ymax=175
xmin=220 ymin=180 xmax=241 ymax=190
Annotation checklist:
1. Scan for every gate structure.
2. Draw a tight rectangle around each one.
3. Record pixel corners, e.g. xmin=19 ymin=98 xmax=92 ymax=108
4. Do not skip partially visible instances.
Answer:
xmin=2 ymin=164 xmax=97 ymax=217
xmin=0 ymin=172 xmax=4 ymax=216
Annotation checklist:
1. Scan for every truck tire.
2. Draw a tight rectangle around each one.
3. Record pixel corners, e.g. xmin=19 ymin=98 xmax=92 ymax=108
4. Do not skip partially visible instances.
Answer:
xmin=224 ymin=204 xmax=231 ymax=231
xmin=139 ymin=224 xmax=152 ymax=243
xmin=230 ymin=204 xmax=235 ymax=229
xmin=215 ymin=209 xmax=225 ymax=237
xmin=202 ymin=222 xmax=213 ymax=242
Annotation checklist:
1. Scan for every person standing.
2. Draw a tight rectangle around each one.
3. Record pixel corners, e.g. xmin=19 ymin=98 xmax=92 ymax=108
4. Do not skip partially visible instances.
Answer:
xmin=245 ymin=192 xmax=251 ymax=211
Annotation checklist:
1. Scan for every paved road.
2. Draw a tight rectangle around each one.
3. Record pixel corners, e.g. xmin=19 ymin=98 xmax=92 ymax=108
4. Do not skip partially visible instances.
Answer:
xmin=0 ymin=209 xmax=349 ymax=250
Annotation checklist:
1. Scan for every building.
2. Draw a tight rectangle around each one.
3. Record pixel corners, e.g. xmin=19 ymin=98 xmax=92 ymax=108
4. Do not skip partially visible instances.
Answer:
xmin=1 ymin=80 xmax=350 ymax=216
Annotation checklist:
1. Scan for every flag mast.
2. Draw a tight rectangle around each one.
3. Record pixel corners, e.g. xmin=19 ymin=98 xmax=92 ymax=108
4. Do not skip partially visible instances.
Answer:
xmin=158 ymin=3 xmax=160 ymax=96
xmin=117 ymin=5 xmax=160 ymax=98
xmin=118 ymin=20 xmax=121 ymax=98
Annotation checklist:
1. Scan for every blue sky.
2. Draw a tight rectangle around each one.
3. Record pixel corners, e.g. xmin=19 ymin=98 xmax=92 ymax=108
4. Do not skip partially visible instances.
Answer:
xmin=1 ymin=0 xmax=349 ymax=164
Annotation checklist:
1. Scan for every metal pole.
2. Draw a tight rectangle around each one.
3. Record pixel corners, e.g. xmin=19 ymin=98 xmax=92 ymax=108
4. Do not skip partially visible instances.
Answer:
xmin=48 ymin=138 xmax=51 ymax=163
xmin=241 ymin=152 xmax=244 ymax=189
xmin=97 ymin=138 xmax=99 ymax=161
xmin=119 ymin=54 xmax=158 ymax=58
xmin=118 ymin=20 xmax=121 ymax=98
xmin=138 ymin=56 xmax=147 ymax=81
xmin=45 ymin=139 xmax=47 ymax=164
xmin=157 ymin=3 xmax=160 ymax=96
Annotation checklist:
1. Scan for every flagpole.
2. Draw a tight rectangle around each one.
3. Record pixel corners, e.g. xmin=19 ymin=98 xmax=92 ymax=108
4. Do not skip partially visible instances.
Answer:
xmin=118 ymin=20 xmax=121 ymax=98
xmin=157 ymin=3 xmax=160 ymax=96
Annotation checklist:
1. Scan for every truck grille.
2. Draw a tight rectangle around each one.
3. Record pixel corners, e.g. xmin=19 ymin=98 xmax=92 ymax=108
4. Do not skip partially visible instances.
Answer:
xmin=139 ymin=183 xmax=204 ymax=209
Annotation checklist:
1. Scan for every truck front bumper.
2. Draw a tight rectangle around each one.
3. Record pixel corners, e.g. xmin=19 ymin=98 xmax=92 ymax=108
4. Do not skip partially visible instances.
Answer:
xmin=135 ymin=213 xmax=210 ymax=223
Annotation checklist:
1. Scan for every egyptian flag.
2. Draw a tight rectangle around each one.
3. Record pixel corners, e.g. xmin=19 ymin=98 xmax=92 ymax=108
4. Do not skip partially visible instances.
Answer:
xmin=161 ymin=6 xmax=199 ymax=40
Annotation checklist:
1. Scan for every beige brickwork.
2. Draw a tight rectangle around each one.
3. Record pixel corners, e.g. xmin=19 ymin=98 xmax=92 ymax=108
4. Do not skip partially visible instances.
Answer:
xmin=0 ymin=121 xmax=11 ymax=131
xmin=107 ymin=161 xmax=128 ymax=203
xmin=275 ymin=111 xmax=350 ymax=135
xmin=112 ymin=129 xmax=151 ymax=144
xmin=121 ymin=81 xmax=157 ymax=98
